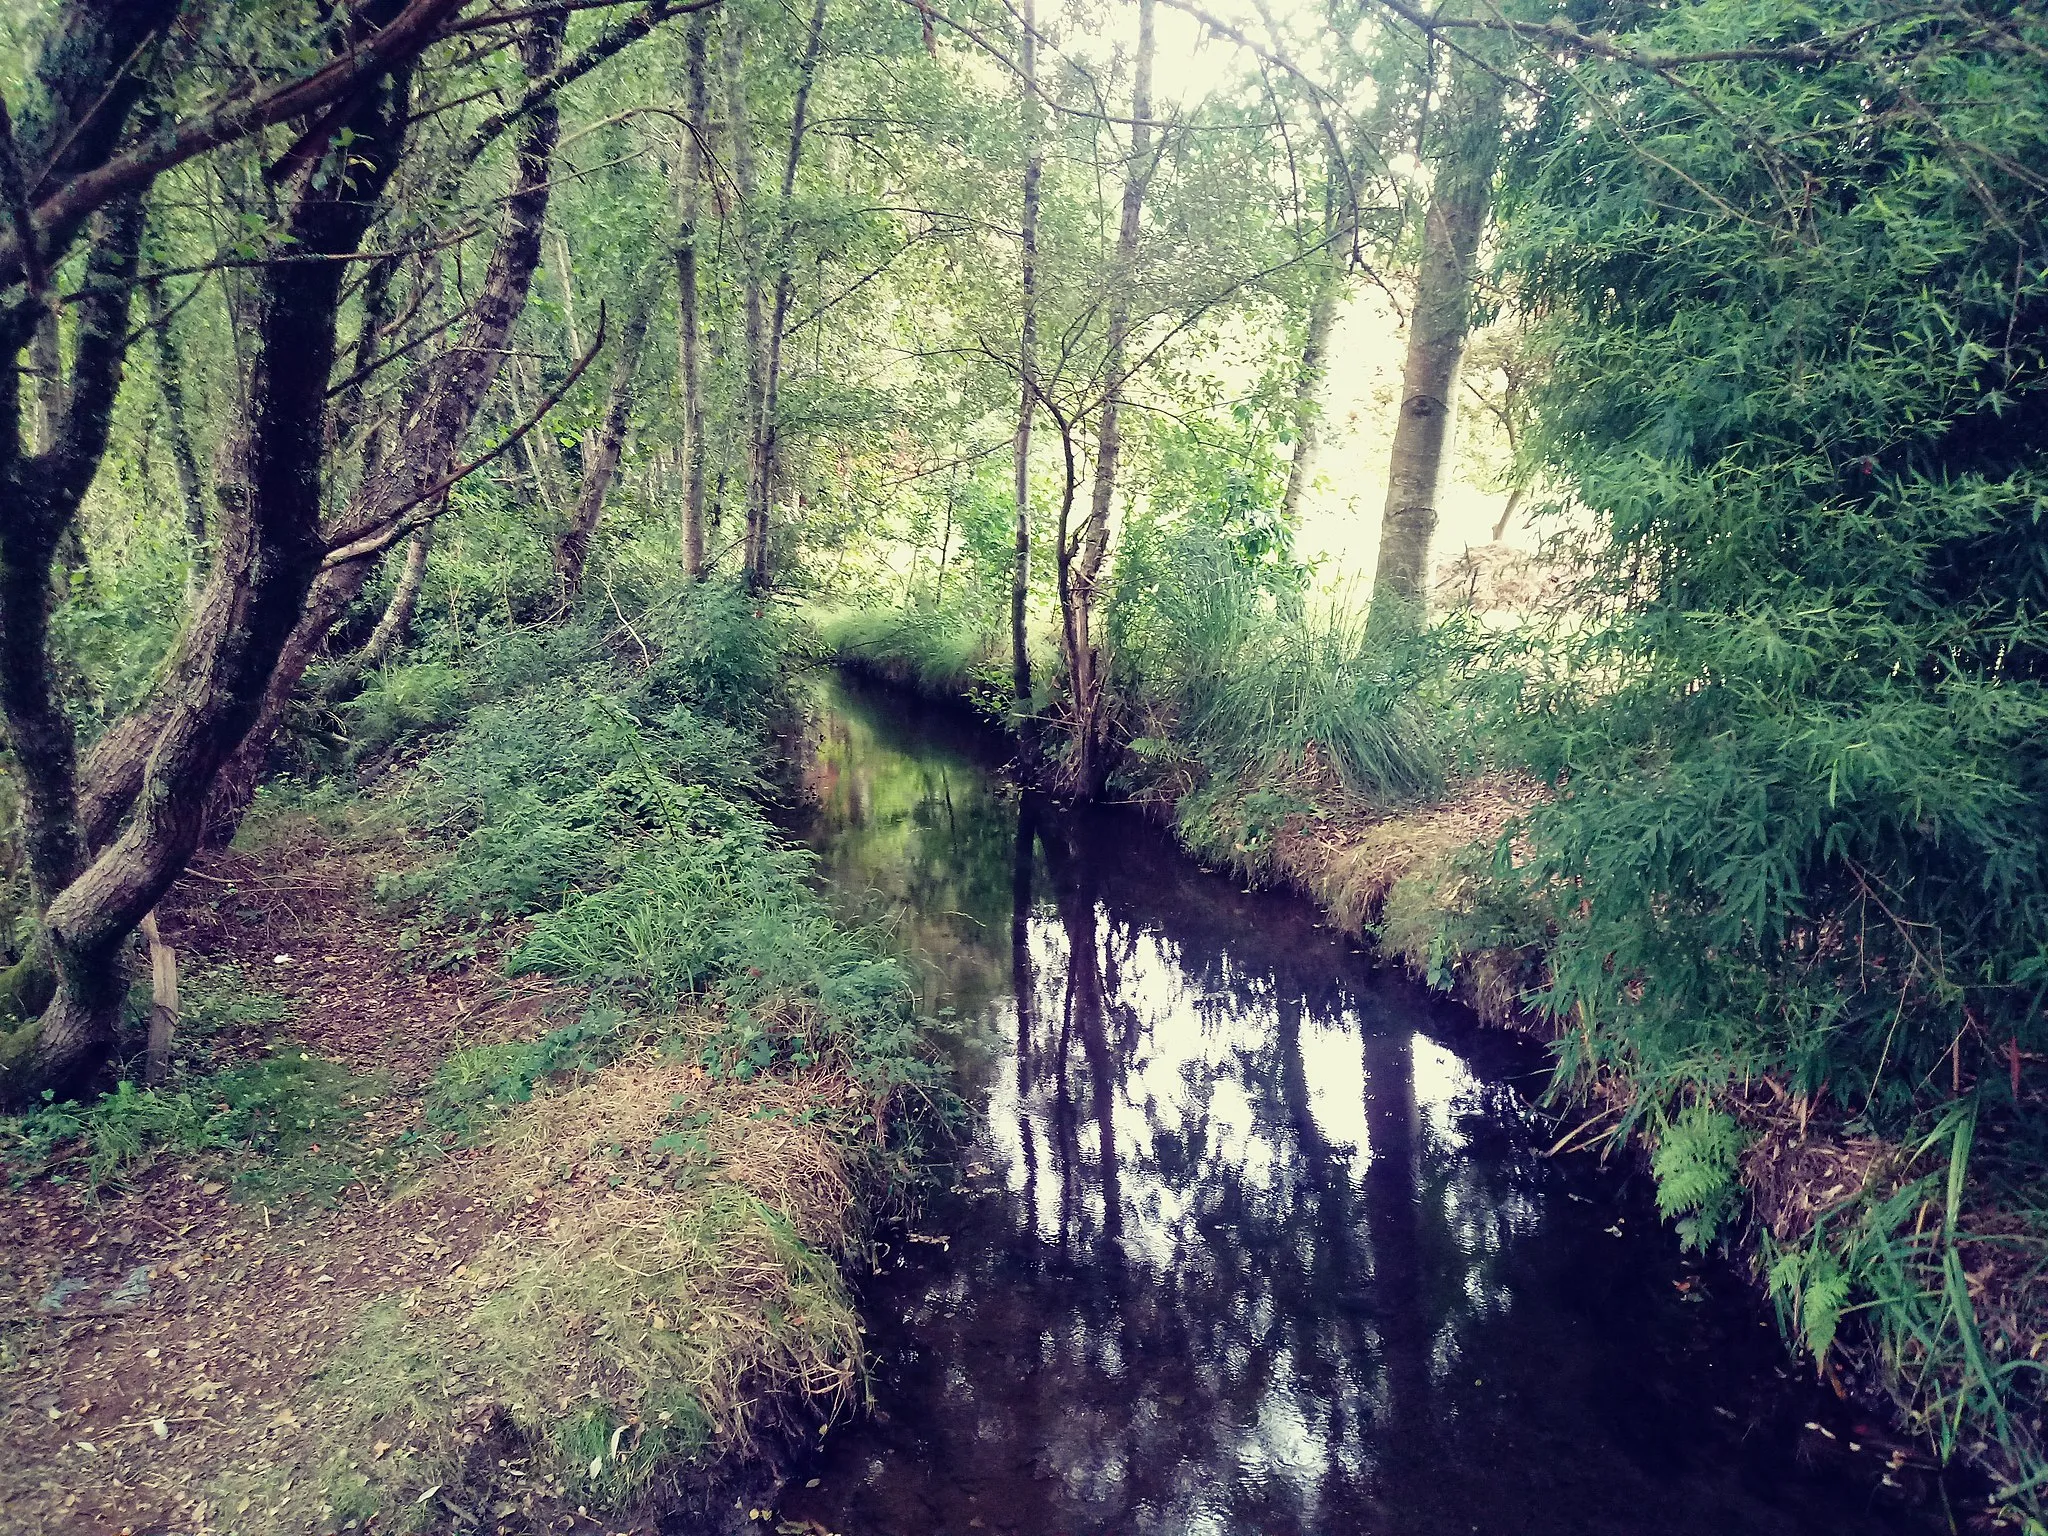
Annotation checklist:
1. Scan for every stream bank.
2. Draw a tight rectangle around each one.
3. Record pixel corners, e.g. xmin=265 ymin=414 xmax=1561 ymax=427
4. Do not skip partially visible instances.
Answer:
xmin=0 ymin=603 xmax=935 ymax=1536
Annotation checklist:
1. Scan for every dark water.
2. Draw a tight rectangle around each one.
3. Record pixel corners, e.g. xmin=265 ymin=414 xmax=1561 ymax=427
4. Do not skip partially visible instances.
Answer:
xmin=777 ymin=674 xmax=1941 ymax=1536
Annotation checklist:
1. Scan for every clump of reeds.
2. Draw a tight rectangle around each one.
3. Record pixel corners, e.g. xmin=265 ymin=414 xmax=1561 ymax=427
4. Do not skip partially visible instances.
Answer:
xmin=1127 ymin=559 xmax=1451 ymax=808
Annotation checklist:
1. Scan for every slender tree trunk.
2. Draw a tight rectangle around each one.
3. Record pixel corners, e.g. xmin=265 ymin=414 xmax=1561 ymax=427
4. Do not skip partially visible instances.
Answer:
xmin=1012 ymin=0 xmax=1042 ymax=717
xmin=1371 ymin=64 xmax=1504 ymax=626
xmin=933 ymin=468 xmax=957 ymax=603
xmin=1490 ymin=483 xmax=1523 ymax=543
xmin=750 ymin=0 xmax=830 ymax=593
xmin=145 ymin=278 xmax=209 ymax=563
xmin=359 ymin=521 xmax=434 ymax=668
xmin=1065 ymin=0 xmax=1154 ymax=799
xmin=1279 ymin=245 xmax=1343 ymax=528
xmin=676 ymin=7 xmax=711 ymax=580
xmin=550 ymin=230 xmax=584 ymax=357
xmin=722 ymin=20 xmax=770 ymax=591
xmin=508 ymin=355 xmax=572 ymax=519
xmin=555 ymin=288 xmax=654 ymax=597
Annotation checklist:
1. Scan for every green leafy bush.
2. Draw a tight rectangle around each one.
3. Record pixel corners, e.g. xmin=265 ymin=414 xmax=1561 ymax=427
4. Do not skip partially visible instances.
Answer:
xmin=510 ymin=796 xmax=919 ymax=1085
xmin=341 ymin=662 xmax=471 ymax=761
xmin=1495 ymin=0 xmax=2048 ymax=1125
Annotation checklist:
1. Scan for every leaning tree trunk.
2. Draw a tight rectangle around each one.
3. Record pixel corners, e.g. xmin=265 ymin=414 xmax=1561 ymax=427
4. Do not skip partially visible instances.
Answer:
xmin=4 ymin=47 xmax=414 ymax=1103
xmin=1011 ymin=0 xmax=1043 ymax=718
xmin=1370 ymin=62 xmax=1504 ymax=628
xmin=1063 ymin=0 xmax=1154 ymax=800
xmin=555 ymin=289 xmax=655 ymax=597
xmin=676 ymin=6 xmax=712 ymax=579
xmin=197 ymin=14 xmax=566 ymax=842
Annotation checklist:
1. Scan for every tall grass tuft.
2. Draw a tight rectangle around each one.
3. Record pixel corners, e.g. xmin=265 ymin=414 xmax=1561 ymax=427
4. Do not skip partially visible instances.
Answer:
xmin=1117 ymin=547 xmax=1451 ymax=807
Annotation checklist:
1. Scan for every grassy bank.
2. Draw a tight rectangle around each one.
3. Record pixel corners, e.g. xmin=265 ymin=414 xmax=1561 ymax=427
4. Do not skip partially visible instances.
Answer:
xmin=825 ymin=591 xmax=2048 ymax=1531
xmin=813 ymin=604 xmax=1006 ymax=709
xmin=0 ymin=586 xmax=942 ymax=1535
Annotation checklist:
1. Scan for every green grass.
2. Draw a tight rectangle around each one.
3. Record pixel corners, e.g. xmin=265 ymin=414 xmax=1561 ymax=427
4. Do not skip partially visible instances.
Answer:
xmin=1115 ymin=552 xmax=1453 ymax=808
xmin=0 ymin=1049 xmax=390 ymax=1198
xmin=815 ymin=604 xmax=1004 ymax=708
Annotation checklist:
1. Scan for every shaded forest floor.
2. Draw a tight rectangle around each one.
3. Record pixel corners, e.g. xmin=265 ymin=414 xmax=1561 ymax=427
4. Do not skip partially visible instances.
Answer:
xmin=0 ymin=812 xmax=844 ymax=1536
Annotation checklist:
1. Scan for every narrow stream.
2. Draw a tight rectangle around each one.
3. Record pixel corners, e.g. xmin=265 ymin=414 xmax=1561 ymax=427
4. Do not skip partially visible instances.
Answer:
xmin=776 ymin=674 xmax=1941 ymax=1536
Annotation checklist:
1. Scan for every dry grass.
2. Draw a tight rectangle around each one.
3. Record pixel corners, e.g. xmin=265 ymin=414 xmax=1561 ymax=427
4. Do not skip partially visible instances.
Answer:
xmin=1294 ymin=772 xmax=1542 ymax=937
xmin=295 ymin=1052 xmax=868 ymax=1528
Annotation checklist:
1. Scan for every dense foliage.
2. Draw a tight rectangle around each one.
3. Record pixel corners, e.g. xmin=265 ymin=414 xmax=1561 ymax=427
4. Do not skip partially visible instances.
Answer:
xmin=1498 ymin=0 xmax=2048 ymax=1124
xmin=6 ymin=0 xmax=2048 ymax=1520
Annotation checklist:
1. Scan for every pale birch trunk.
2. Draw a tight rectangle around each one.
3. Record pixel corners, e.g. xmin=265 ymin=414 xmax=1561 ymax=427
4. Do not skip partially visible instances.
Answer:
xmin=1012 ymin=0 xmax=1043 ymax=715
xmin=1371 ymin=64 xmax=1504 ymax=626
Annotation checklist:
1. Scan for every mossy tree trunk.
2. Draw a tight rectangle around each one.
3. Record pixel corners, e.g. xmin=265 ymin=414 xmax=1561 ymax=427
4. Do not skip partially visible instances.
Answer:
xmin=1 ymin=15 xmax=417 ymax=1103
xmin=79 ymin=11 xmax=565 ymax=881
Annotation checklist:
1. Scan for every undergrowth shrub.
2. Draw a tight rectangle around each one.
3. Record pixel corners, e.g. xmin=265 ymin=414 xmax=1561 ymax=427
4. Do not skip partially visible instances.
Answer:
xmin=635 ymin=582 xmax=805 ymax=731
xmin=426 ymin=1008 xmax=626 ymax=1135
xmin=341 ymin=662 xmax=470 ymax=761
xmin=509 ymin=801 xmax=930 ymax=1101
xmin=374 ymin=582 xmax=940 ymax=1136
xmin=1 ymin=1050 xmax=386 ymax=1195
xmin=385 ymin=675 xmax=766 ymax=920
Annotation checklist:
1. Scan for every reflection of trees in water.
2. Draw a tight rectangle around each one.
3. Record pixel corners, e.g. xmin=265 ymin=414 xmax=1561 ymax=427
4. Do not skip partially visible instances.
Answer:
xmin=795 ymin=690 xmax=1922 ymax=1536
xmin=905 ymin=805 xmax=1556 ymax=1532
xmin=800 ymin=699 xmax=1018 ymax=1019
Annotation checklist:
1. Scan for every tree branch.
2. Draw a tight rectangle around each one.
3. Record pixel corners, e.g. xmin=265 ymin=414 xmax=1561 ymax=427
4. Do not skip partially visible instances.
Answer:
xmin=323 ymin=315 xmax=607 ymax=568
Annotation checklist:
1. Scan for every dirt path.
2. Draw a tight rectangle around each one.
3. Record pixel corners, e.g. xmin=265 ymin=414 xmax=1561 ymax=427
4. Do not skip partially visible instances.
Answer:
xmin=0 ymin=818 xmax=580 ymax=1536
